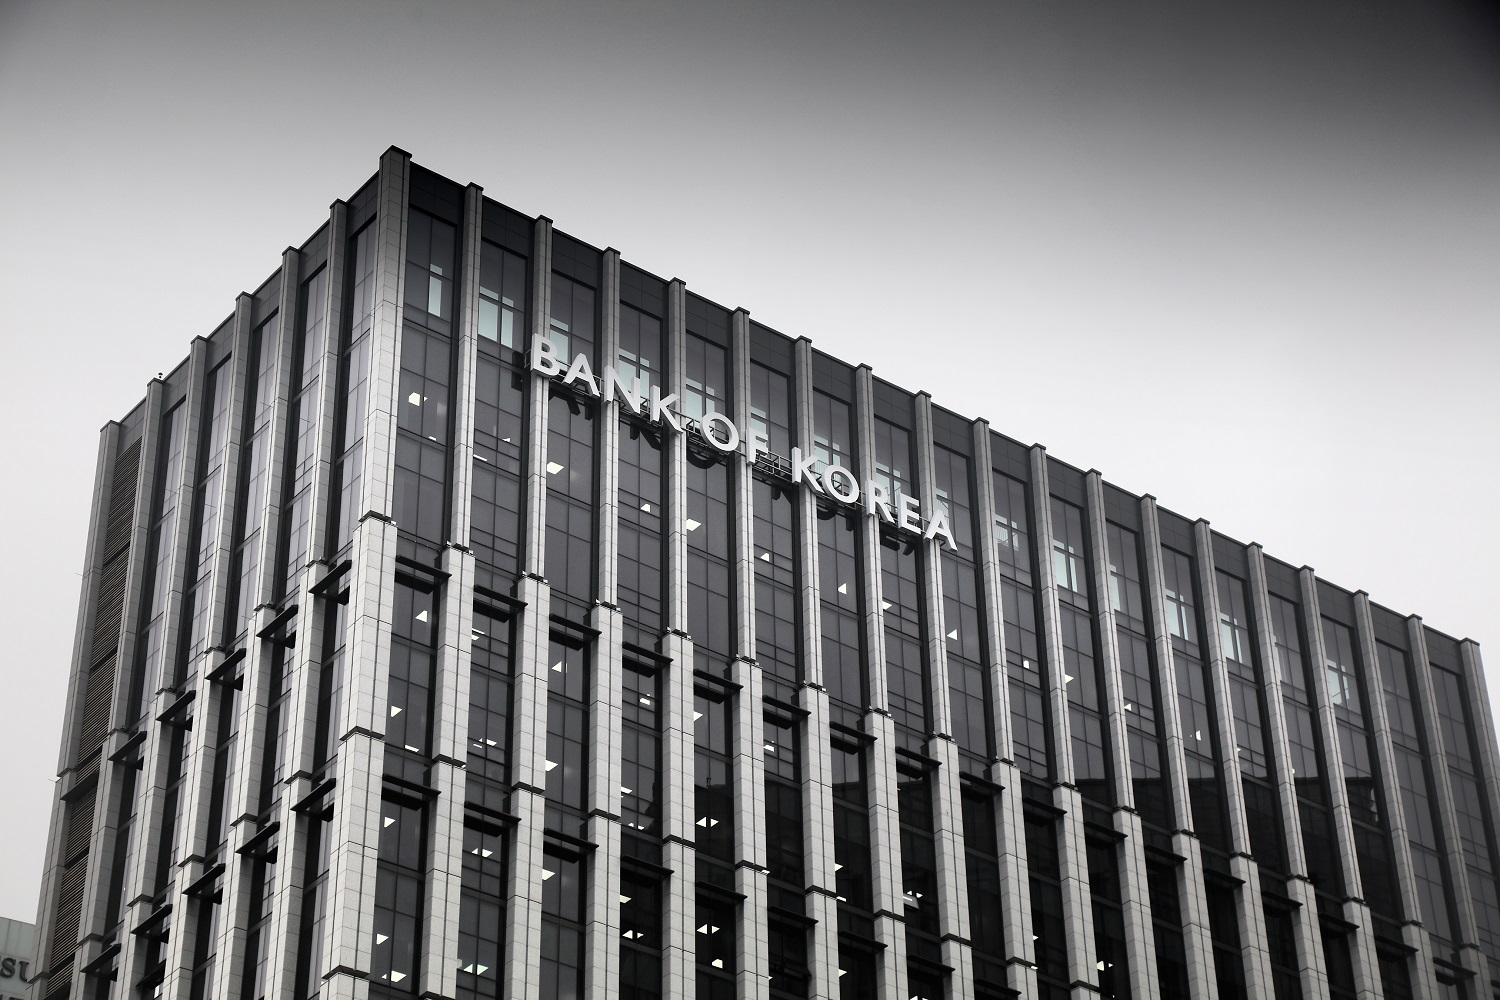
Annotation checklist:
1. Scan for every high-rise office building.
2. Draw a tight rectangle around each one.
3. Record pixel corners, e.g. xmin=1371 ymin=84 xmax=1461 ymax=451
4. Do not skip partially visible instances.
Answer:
xmin=34 ymin=147 xmax=1500 ymax=1000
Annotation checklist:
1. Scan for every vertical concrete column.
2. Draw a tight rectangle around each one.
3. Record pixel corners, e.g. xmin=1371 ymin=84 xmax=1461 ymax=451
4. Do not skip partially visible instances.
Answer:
xmin=914 ymin=396 xmax=974 ymax=1000
xmin=1297 ymin=569 xmax=1382 ymax=1000
xmin=449 ymin=183 xmax=484 ymax=550
xmin=1407 ymin=621 xmax=1487 ymax=987
xmin=1192 ymin=522 xmax=1274 ymax=1000
xmin=202 ymin=294 xmax=257 ymax=650
xmin=1352 ymin=593 xmax=1440 ymax=1000
xmin=1139 ymin=495 xmax=1217 ymax=999
xmin=420 ymin=547 xmax=474 ymax=1000
xmin=1459 ymin=639 xmax=1500 ymax=990
xmin=305 ymin=201 xmax=351 ymax=579
xmin=664 ymin=279 xmax=691 ymax=636
xmin=1027 ymin=447 xmax=1097 ymax=999
xmin=1245 ymin=545 xmax=1329 ymax=999
xmin=249 ymin=249 xmax=304 ymax=613
xmin=521 ymin=217 xmax=555 ymax=578
xmin=503 ymin=571 xmax=553 ymax=1000
xmin=108 ymin=381 xmax=169 ymax=997
xmin=791 ymin=338 xmax=839 ymax=1000
xmin=585 ymin=247 xmax=625 ymax=1000
xmin=356 ymin=145 xmax=412 ymax=528
xmin=854 ymin=367 xmax=909 ymax=1000
xmin=969 ymin=423 xmax=1038 ymax=1000
xmin=155 ymin=341 xmax=220 ymax=1000
xmin=1085 ymin=471 xmax=1159 ymax=1000
xmin=728 ymin=309 xmax=770 ymax=1000
xmin=501 ymin=213 xmax=556 ymax=1000
xmin=418 ymin=182 xmax=486 ymax=1000
xmin=659 ymin=276 xmax=696 ymax=1000
xmin=319 ymin=147 xmax=411 ymax=1000
xmin=35 ymin=421 xmax=115 ymax=991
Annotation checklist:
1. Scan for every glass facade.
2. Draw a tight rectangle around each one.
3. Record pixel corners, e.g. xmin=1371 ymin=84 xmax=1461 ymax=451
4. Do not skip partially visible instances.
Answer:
xmin=36 ymin=152 xmax=1500 ymax=1000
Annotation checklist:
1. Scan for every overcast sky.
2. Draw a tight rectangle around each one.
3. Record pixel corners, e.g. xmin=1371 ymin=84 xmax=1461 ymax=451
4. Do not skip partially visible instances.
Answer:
xmin=1 ymin=0 xmax=1497 ymax=921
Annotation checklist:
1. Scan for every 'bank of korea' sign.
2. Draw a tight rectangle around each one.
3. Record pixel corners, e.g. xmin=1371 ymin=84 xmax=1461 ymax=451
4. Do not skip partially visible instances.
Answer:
xmin=531 ymin=335 xmax=957 ymax=551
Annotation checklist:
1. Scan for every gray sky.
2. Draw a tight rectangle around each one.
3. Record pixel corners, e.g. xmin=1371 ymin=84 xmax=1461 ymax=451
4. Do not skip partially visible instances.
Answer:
xmin=1 ymin=0 xmax=1497 ymax=921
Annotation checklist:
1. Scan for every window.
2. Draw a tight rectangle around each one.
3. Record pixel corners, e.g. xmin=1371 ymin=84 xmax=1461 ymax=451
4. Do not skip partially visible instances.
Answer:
xmin=1003 ymin=577 xmax=1049 ymax=779
xmin=618 ymin=421 xmax=664 ymax=635
xmin=1105 ymin=523 xmax=1145 ymax=632
xmin=622 ymin=665 xmax=661 ymax=839
xmin=694 ymin=689 xmax=734 ymax=862
xmin=471 ymin=356 xmax=525 ymax=582
xmin=938 ymin=450 xmax=988 ymax=757
xmin=873 ymin=417 xmax=911 ymax=501
xmin=545 ymin=391 xmax=596 ymax=603
xmin=812 ymin=391 xmax=852 ymax=469
xmin=545 ymin=637 xmax=590 ymax=820
xmin=696 ymin=893 xmax=737 ymax=998
xmin=457 ymin=822 xmax=506 ymax=1000
xmin=617 ymin=303 xmax=661 ymax=397
xmin=539 ymin=849 xmax=585 ymax=1000
xmin=620 ymin=870 xmax=662 ymax=1000
xmin=372 ymin=796 xmax=426 ymax=991
xmin=898 ymin=768 xmax=938 ymax=936
xmin=477 ymin=241 xmax=526 ymax=348
xmin=389 ymin=580 xmax=437 ymax=755
xmin=467 ymin=606 xmax=513 ymax=784
xmin=684 ymin=333 xmax=727 ymax=422
xmin=1026 ymin=809 xmax=1068 ymax=992
xmin=755 ymin=481 xmax=799 ymax=692
xmin=992 ymin=472 xmax=1032 ymax=587
xmin=764 ymin=714 xmax=804 ymax=887
xmin=394 ymin=327 xmax=451 ymax=542
xmin=548 ymin=272 xmax=595 ymax=363
xmin=831 ymin=743 xmax=872 ymax=910
xmin=404 ymin=209 xmax=456 ymax=334
xmin=749 ymin=363 xmax=791 ymax=458
xmin=1160 ymin=548 xmax=1198 ymax=648
xmin=881 ymin=532 xmax=927 ymax=734
xmin=818 ymin=507 xmax=864 ymax=709
xmin=1049 ymin=497 xmax=1087 ymax=604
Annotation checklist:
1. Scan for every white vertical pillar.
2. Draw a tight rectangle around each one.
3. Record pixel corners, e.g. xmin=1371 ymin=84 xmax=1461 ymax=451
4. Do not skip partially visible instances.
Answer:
xmin=728 ymin=309 xmax=770 ymax=1000
xmin=791 ymin=338 xmax=839 ymax=1000
xmin=1139 ymin=496 xmax=1217 ymax=1000
xmin=1245 ymin=545 xmax=1330 ymax=999
xmin=854 ymin=366 xmax=909 ymax=1000
xmin=318 ymin=145 xmax=411 ymax=1000
xmin=914 ymin=397 xmax=974 ymax=1000
xmin=659 ymin=276 xmax=695 ymax=1000
xmin=501 ymin=212 xmax=555 ymax=1000
xmin=1027 ymin=448 xmax=1097 ymax=999
xmin=1084 ymin=471 xmax=1159 ymax=1000
xmin=585 ymin=247 xmax=625 ymax=1000
xmin=970 ymin=423 xmax=1038 ymax=1000
xmin=1192 ymin=522 xmax=1274 ymax=1000
xmin=1297 ymin=569 xmax=1382 ymax=1000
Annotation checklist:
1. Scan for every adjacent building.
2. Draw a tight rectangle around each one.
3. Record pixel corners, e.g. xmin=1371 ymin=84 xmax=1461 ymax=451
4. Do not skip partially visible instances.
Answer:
xmin=0 ymin=917 xmax=37 ymax=1000
xmin=34 ymin=147 xmax=1500 ymax=1000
